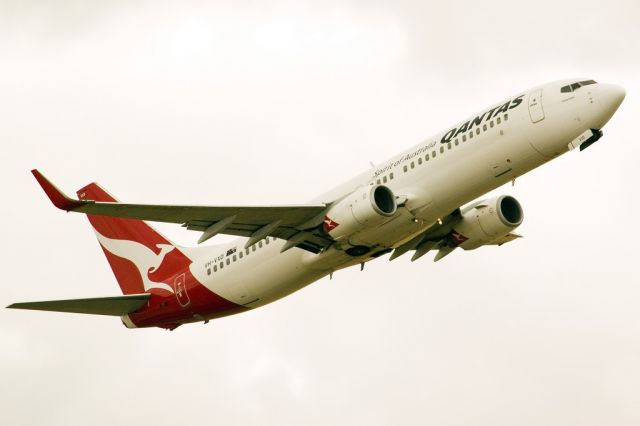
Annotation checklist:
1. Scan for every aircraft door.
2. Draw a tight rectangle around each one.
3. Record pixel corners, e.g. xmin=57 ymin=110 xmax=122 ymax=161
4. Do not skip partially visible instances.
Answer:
xmin=528 ymin=89 xmax=545 ymax=123
xmin=174 ymin=273 xmax=191 ymax=307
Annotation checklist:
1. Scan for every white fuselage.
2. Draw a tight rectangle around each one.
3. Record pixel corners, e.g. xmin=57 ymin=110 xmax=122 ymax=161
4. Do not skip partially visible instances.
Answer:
xmin=186 ymin=79 xmax=623 ymax=313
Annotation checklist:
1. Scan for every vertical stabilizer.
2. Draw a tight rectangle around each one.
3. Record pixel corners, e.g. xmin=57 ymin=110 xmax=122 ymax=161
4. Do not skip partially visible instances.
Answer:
xmin=76 ymin=183 xmax=190 ymax=295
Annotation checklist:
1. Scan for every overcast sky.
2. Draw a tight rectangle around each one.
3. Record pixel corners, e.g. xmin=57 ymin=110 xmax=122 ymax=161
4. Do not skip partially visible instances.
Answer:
xmin=1 ymin=1 xmax=639 ymax=425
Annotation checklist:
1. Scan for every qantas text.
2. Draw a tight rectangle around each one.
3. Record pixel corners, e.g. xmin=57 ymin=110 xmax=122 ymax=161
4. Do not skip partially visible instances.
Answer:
xmin=373 ymin=95 xmax=524 ymax=178
xmin=440 ymin=94 xmax=524 ymax=143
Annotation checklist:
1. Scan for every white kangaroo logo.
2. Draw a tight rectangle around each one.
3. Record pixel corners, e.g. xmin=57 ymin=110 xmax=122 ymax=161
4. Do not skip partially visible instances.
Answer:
xmin=94 ymin=230 xmax=176 ymax=293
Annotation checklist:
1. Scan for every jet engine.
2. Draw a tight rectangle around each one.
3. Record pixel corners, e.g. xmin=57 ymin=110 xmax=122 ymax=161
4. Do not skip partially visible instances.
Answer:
xmin=324 ymin=184 xmax=397 ymax=242
xmin=452 ymin=195 xmax=523 ymax=250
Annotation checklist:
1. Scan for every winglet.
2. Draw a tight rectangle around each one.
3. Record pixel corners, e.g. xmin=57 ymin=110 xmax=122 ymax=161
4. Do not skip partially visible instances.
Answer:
xmin=31 ymin=169 xmax=87 ymax=211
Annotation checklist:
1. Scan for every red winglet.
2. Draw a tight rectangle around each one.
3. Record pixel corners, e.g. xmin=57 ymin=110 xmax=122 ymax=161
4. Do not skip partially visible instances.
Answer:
xmin=31 ymin=169 xmax=86 ymax=211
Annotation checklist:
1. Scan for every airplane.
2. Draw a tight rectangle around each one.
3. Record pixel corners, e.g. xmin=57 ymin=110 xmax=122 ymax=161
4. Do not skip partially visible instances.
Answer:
xmin=8 ymin=78 xmax=625 ymax=330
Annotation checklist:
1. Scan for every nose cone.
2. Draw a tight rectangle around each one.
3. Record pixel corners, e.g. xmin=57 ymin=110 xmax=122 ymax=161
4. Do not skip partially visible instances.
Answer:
xmin=598 ymin=83 xmax=626 ymax=118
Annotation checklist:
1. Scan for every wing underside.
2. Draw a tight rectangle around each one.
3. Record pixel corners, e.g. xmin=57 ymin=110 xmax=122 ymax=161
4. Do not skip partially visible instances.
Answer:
xmin=32 ymin=169 xmax=332 ymax=252
xmin=389 ymin=209 xmax=522 ymax=262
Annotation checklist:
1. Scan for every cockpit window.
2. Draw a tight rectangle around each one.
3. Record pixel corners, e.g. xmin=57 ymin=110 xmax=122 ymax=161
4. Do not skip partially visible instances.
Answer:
xmin=560 ymin=79 xmax=598 ymax=93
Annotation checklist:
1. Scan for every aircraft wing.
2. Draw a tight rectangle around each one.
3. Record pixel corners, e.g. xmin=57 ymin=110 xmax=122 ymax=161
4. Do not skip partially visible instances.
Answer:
xmin=7 ymin=294 xmax=151 ymax=316
xmin=389 ymin=210 xmax=522 ymax=262
xmin=32 ymin=170 xmax=330 ymax=250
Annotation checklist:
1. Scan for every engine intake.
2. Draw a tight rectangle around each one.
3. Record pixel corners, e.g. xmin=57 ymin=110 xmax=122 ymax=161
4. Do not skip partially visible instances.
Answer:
xmin=371 ymin=185 xmax=397 ymax=216
xmin=324 ymin=184 xmax=397 ymax=242
xmin=453 ymin=195 xmax=523 ymax=250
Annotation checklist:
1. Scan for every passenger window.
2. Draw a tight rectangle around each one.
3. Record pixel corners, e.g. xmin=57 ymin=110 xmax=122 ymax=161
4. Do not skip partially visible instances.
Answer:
xmin=403 ymin=165 xmax=408 ymax=172
xmin=226 ymin=258 xmax=230 ymax=265
xmin=462 ymin=134 xmax=467 ymax=142
xmin=259 ymin=241 xmax=263 ymax=248
xmin=490 ymin=120 xmax=494 ymax=128
xmin=432 ymin=150 xmax=436 ymax=158
xmin=390 ymin=172 xmax=394 ymax=179
xmin=252 ymin=245 xmax=256 ymax=252
xmin=418 ymin=157 xmax=422 ymax=165
xmin=447 ymin=142 xmax=451 ymax=150
xmin=239 ymin=251 xmax=243 ymax=259
xmin=214 ymin=265 xmax=217 ymax=272
xmin=410 ymin=161 xmax=415 ymax=169
xmin=376 ymin=179 xmax=381 ymax=185
xmin=245 ymin=248 xmax=250 ymax=255
xmin=383 ymin=175 xmax=388 ymax=183
xmin=454 ymin=139 xmax=459 ymax=146
xmin=469 ymin=131 xmax=473 ymax=139
xmin=220 ymin=262 xmax=224 ymax=269
xmin=425 ymin=154 xmax=429 ymax=161
xmin=439 ymin=146 xmax=444 ymax=154
xmin=207 ymin=268 xmax=211 ymax=276
xmin=482 ymin=124 xmax=487 ymax=131
xmin=504 ymin=113 xmax=508 ymax=121
xmin=233 ymin=254 xmax=237 ymax=262
xmin=497 ymin=117 xmax=501 ymax=124
xmin=476 ymin=128 xmax=480 ymax=135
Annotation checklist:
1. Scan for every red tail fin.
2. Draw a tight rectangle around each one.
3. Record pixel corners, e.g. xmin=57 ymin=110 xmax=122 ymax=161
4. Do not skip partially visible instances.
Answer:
xmin=77 ymin=183 xmax=189 ymax=295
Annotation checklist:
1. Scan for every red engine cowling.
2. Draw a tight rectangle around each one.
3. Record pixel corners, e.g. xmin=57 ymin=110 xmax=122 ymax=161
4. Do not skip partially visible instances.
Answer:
xmin=453 ymin=195 xmax=523 ymax=250
xmin=324 ymin=185 xmax=397 ymax=242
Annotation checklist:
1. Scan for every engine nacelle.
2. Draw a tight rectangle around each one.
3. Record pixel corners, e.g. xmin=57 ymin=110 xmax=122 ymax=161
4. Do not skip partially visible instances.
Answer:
xmin=324 ymin=184 xmax=397 ymax=242
xmin=453 ymin=195 xmax=523 ymax=250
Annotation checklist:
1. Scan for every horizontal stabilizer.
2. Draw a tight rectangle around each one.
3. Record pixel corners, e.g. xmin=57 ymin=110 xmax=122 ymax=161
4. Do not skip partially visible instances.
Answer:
xmin=7 ymin=294 xmax=150 ymax=316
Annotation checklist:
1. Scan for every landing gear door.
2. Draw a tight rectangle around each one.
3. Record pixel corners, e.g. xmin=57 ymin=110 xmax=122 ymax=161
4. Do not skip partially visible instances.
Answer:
xmin=528 ymin=89 xmax=545 ymax=123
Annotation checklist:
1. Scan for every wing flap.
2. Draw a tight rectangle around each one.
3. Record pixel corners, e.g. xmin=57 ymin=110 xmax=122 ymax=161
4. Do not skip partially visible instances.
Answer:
xmin=7 ymin=294 xmax=151 ymax=316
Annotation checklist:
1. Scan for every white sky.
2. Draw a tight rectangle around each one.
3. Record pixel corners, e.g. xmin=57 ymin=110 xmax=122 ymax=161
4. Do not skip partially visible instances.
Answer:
xmin=1 ymin=1 xmax=639 ymax=425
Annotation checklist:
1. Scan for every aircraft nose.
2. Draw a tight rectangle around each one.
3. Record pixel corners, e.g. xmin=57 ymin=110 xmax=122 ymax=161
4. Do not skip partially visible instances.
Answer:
xmin=598 ymin=83 xmax=626 ymax=116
